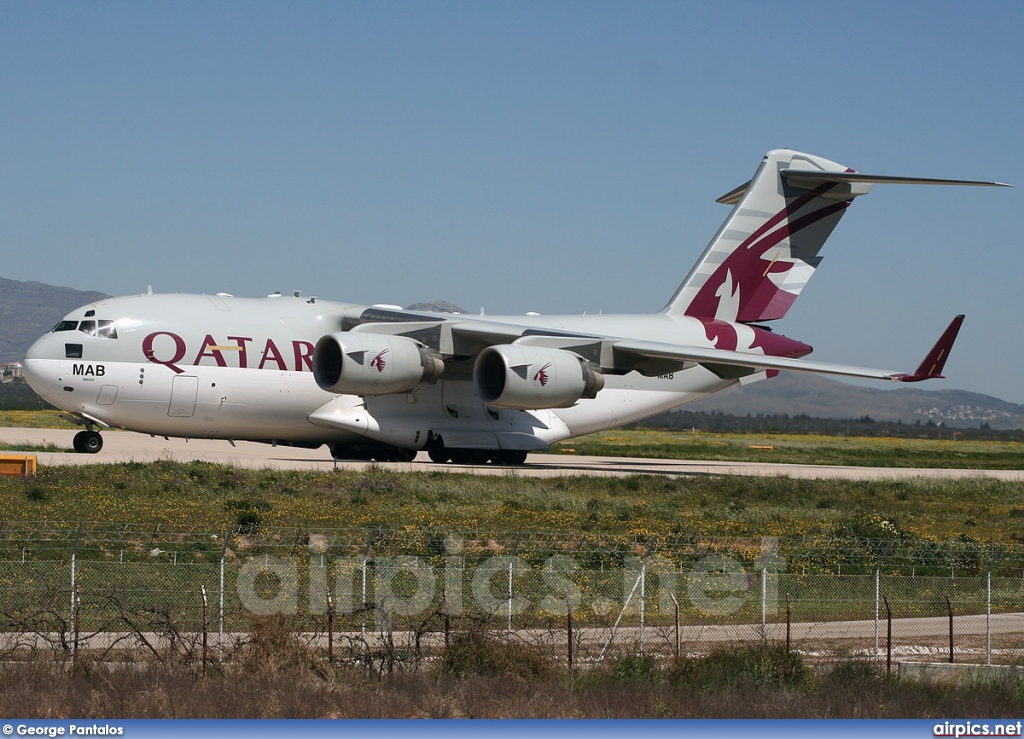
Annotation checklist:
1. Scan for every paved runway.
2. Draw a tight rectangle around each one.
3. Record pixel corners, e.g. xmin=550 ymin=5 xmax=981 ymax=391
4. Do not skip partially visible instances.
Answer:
xmin=3 ymin=427 xmax=1023 ymax=480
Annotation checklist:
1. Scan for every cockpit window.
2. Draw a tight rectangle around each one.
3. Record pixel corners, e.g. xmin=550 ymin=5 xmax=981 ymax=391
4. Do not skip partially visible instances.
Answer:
xmin=53 ymin=320 xmax=78 ymax=332
xmin=76 ymin=319 xmax=118 ymax=339
xmin=96 ymin=320 xmax=117 ymax=339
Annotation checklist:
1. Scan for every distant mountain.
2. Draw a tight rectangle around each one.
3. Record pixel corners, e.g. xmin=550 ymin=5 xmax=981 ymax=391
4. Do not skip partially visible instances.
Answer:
xmin=683 ymin=373 xmax=1024 ymax=430
xmin=0 ymin=276 xmax=108 ymax=363
xmin=405 ymin=300 xmax=468 ymax=314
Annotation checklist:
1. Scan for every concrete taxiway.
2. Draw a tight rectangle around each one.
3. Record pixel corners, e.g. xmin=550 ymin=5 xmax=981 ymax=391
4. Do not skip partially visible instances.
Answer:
xmin=2 ymin=427 xmax=1023 ymax=480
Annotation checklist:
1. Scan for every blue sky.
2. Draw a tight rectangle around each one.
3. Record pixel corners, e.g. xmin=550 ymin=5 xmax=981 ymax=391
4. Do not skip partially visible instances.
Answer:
xmin=2 ymin=2 xmax=1022 ymax=402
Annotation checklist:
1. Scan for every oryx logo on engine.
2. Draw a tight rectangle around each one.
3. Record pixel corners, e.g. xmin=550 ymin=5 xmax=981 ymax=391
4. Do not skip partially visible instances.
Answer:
xmin=369 ymin=349 xmax=389 ymax=373
xmin=532 ymin=362 xmax=552 ymax=386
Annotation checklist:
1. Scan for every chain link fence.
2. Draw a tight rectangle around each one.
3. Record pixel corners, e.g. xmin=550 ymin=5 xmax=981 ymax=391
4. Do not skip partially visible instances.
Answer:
xmin=1 ymin=522 xmax=1022 ymax=670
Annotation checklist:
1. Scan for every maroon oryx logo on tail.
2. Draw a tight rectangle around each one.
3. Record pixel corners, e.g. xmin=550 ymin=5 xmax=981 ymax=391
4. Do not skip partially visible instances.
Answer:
xmin=369 ymin=349 xmax=390 ymax=373
xmin=532 ymin=362 xmax=552 ymax=386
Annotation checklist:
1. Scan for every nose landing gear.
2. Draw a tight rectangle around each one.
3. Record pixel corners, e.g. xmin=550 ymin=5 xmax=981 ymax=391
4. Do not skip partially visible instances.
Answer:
xmin=73 ymin=429 xmax=103 ymax=454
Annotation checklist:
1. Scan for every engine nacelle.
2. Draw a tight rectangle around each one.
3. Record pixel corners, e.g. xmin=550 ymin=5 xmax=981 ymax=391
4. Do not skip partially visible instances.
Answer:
xmin=473 ymin=345 xmax=604 ymax=410
xmin=313 ymin=332 xmax=444 ymax=396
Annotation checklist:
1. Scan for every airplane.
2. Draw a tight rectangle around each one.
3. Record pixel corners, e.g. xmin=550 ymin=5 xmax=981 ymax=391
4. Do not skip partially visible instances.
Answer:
xmin=22 ymin=149 xmax=1010 ymax=463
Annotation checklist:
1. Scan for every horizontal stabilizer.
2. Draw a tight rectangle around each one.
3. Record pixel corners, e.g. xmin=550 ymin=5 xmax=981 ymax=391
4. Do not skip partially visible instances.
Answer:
xmin=780 ymin=170 xmax=1012 ymax=189
xmin=717 ymin=170 xmax=1011 ymax=205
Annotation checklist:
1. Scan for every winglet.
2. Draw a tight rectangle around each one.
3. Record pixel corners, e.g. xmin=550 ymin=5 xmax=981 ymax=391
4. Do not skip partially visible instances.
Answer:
xmin=894 ymin=315 xmax=965 ymax=383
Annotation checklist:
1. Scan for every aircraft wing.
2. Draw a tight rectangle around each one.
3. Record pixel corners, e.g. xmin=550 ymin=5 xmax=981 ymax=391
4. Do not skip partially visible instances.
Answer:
xmin=349 ymin=306 xmax=608 ymax=357
xmin=548 ymin=315 xmax=963 ymax=383
xmin=352 ymin=308 xmax=963 ymax=384
xmin=609 ymin=338 xmax=905 ymax=382
xmin=350 ymin=312 xmax=534 ymax=356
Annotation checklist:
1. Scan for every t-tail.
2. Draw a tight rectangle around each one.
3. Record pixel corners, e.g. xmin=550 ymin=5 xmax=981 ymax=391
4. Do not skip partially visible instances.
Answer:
xmin=663 ymin=149 xmax=1010 ymax=323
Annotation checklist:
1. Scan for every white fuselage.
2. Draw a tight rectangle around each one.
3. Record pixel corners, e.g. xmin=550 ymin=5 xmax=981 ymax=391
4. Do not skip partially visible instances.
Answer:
xmin=23 ymin=293 xmax=751 ymax=452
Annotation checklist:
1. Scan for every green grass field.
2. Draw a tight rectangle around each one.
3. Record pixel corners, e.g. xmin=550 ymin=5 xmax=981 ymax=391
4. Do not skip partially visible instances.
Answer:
xmin=554 ymin=428 xmax=1024 ymax=469
xmin=1 ymin=457 xmax=1021 ymax=549
xmin=2 ymin=412 xmax=1022 ymax=550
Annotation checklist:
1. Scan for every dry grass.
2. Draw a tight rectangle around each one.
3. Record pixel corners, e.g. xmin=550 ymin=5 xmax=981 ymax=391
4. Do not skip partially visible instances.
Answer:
xmin=2 ymin=638 xmax=1023 ymax=719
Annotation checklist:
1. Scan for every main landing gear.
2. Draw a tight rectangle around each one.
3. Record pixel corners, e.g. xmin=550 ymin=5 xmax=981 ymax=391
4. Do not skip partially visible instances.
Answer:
xmin=328 ymin=443 xmax=417 ymax=463
xmin=328 ymin=440 xmax=529 ymax=466
xmin=424 ymin=437 xmax=528 ymax=466
xmin=73 ymin=429 xmax=103 ymax=454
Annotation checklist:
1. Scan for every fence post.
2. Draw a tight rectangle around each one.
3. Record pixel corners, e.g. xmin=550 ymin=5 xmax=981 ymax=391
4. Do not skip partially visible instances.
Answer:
xmin=874 ymin=542 xmax=892 ymax=664
xmin=219 ymin=526 xmax=231 ymax=663
xmin=874 ymin=566 xmax=880 ymax=661
xmin=987 ymin=546 xmax=1003 ymax=666
xmin=201 ymin=585 xmax=208 ymax=676
xmin=987 ymin=563 xmax=992 ymax=666
xmin=361 ymin=536 xmax=373 ymax=650
xmin=507 ymin=534 xmax=522 ymax=641
xmin=946 ymin=594 xmax=954 ymax=663
xmin=785 ymin=593 xmax=791 ymax=652
xmin=883 ymin=595 xmax=892 ymax=676
xmin=219 ymin=549 xmax=224 ymax=662
xmin=565 ymin=589 xmax=573 ymax=672
xmin=70 ymin=522 xmax=82 ymax=635
xmin=326 ymin=590 xmax=334 ymax=665
xmin=442 ymin=588 xmax=450 ymax=648
xmin=598 ymin=558 xmax=645 ymax=662
xmin=640 ymin=556 xmax=647 ymax=654
xmin=761 ymin=564 xmax=767 ymax=647
xmin=72 ymin=583 xmax=80 ymax=669
xmin=670 ymin=593 xmax=680 ymax=660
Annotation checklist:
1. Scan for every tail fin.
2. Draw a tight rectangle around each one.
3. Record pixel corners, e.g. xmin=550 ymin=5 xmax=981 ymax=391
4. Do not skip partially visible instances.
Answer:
xmin=664 ymin=150 xmax=1010 ymax=323
xmin=664 ymin=150 xmax=859 ymax=322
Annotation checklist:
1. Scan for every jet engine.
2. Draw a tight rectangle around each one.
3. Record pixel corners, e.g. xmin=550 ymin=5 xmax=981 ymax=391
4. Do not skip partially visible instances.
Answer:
xmin=312 ymin=332 xmax=444 ymax=396
xmin=473 ymin=345 xmax=604 ymax=410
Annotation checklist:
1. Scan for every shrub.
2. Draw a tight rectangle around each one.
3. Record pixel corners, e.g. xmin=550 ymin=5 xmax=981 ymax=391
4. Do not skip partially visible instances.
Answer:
xmin=23 ymin=484 xmax=48 ymax=502
xmin=609 ymin=648 xmax=661 ymax=683
xmin=668 ymin=645 xmax=809 ymax=690
xmin=225 ymin=499 xmax=271 ymax=533
xmin=439 ymin=632 xmax=554 ymax=679
xmin=819 ymin=659 xmax=882 ymax=690
xmin=241 ymin=614 xmax=319 ymax=672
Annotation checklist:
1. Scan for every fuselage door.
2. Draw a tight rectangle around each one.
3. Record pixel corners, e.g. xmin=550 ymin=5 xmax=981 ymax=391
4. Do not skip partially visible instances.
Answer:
xmin=97 ymin=385 xmax=118 ymax=406
xmin=168 ymin=375 xmax=199 ymax=418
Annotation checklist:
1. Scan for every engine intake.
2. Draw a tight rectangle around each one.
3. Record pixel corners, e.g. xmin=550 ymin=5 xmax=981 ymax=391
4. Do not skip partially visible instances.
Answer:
xmin=474 ymin=345 xmax=604 ymax=410
xmin=313 ymin=332 xmax=444 ymax=396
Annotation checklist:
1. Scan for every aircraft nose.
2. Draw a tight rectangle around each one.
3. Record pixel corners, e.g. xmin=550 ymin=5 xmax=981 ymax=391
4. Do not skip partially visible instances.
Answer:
xmin=22 ymin=334 xmax=60 ymax=400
